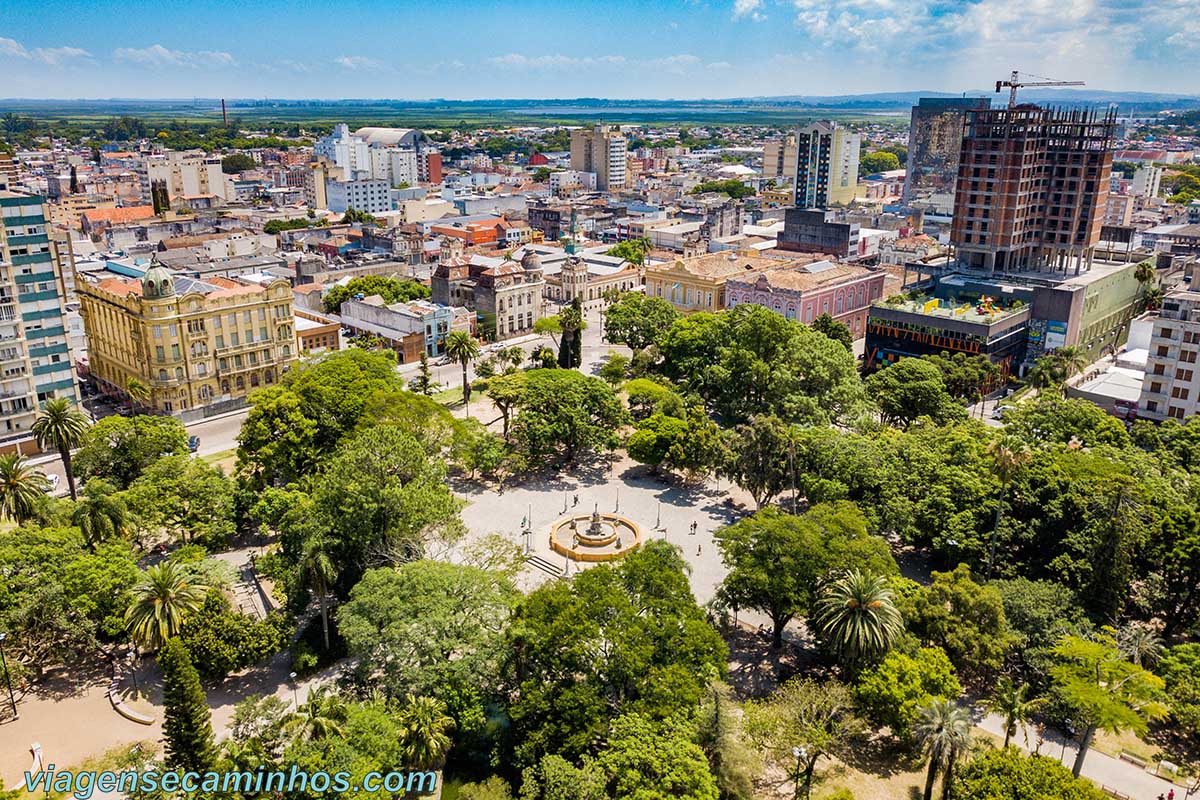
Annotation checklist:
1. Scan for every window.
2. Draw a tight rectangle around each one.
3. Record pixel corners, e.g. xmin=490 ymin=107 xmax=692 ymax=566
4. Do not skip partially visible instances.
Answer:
xmin=1169 ymin=406 xmax=1185 ymax=420
xmin=1177 ymin=369 xmax=1195 ymax=382
xmin=155 ymin=346 xmax=165 ymax=362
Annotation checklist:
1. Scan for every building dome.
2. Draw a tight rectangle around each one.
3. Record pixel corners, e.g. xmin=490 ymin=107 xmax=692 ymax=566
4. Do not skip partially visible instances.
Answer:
xmin=141 ymin=264 xmax=176 ymax=299
xmin=521 ymin=249 xmax=542 ymax=271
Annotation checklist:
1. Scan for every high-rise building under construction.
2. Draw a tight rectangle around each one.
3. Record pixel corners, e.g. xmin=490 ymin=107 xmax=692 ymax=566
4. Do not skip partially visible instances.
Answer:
xmin=950 ymin=105 xmax=1116 ymax=275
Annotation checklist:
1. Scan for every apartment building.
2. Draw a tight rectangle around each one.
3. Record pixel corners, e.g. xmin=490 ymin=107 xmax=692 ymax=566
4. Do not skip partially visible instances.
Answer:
xmin=0 ymin=191 xmax=81 ymax=451
xmin=950 ymin=105 xmax=1116 ymax=275
xmin=142 ymin=151 xmax=232 ymax=205
xmin=762 ymin=121 xmax=860 ymax=208
xmin=570 ymin=125 xmax=627 ymax=192
xmin=1139 ymin=288 xmax=1200 ymax=421
xmin=77 ymin=264 xmax=297 ymax=414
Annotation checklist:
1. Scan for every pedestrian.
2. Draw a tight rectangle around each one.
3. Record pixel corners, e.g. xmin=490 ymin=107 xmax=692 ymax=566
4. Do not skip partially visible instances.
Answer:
xmin=573 ymin=493 xmax=579 ymax=507
xmin=1168 ymin=791 xmax=1175 ymax=800
xmin=696 ymin=544 xmax=702 ymax=556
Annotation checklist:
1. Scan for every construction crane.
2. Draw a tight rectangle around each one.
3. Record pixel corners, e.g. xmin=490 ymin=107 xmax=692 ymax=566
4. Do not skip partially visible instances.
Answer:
xmin=995 ymin=70 xmax=1085 ymax=108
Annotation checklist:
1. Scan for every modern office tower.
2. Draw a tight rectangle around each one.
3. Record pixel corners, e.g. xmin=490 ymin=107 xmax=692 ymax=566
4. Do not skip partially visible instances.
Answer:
xmin=1140 ymin=288 xmax=1200 ymax=421
xmin=762 ymin=121 xmax=860 ymax=208
xmin=0 ymin=190 xmax=81 ymax=448
xmin=902 ymin=96 xmax=990 ymax=214
xmin=950 ymin=105 xmax=1116 ymax=275
xmin=570 ymin=125 xmax=627 ymax=192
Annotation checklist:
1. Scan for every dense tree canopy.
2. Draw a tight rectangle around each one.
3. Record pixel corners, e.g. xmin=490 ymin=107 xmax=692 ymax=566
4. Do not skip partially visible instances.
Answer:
xmin=322 ymin=276 xmax=430 ymax=314
xmin=504 ymin=541 xmax=727 ymax=766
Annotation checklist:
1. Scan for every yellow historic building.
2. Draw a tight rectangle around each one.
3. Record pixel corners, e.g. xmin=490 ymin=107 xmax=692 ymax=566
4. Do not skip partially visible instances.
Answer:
xmin=77 ymin=264 xmax=297 ymax=413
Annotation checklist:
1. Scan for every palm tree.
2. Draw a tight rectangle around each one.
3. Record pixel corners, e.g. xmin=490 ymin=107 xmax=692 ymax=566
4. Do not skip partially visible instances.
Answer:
xmin=1053 ymin=345 xmax=1089 ymax=383
xmin=1024 ymin=356 xmax=1060 ymax=393
xmin=299 ymin=535 xmax=338 ymax=651
xmin=812 ymin=570 xmax=904 ymax=677
xmin=444 ymin=330 xmax=480 ymax=410
xmin=984 ymin=676 xmax=1044 ymax=749
xmin=126 ymin=377 xmax=151 ymax=414
xmin=72 ymin=479 xmax=128 ymax=550
xmin=1117 ymin=623 xmax=1163 ymax=668
xmin=1144 ymin=286 xmax=1164 ymax=311
xmin=286 ymin=685 xmax=346 ymax=741
xmin=1134 ymin=260 xmax=1155 ymax=287
xmin=125 ymin=562 xmax=208 ymax=652
xmin=985 ymin=439 xmax=1031 ymax=580
xmin=0 ymin=453 xmax=49 ymax=524
xmin=915 ymin=697 xmax=971 ymax=800
xmin=32 ymin=397 xmax=89 ymax=500
xmin=396 ymin=694 xmax=454 ymax=770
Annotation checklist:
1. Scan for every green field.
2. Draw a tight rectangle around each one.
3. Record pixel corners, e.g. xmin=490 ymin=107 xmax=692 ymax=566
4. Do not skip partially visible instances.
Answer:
xmin=0 ymin=98 xmax=909 ymax=130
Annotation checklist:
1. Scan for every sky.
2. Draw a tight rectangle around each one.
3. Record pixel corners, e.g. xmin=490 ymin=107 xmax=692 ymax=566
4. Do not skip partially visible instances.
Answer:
xmin=1 ymin=0 xmax=1197 ymax=100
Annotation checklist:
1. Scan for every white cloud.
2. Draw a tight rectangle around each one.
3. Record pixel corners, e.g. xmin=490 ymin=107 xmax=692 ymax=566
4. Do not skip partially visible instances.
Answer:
xmin=333 ymin=55 xmax=386 ymax=70
xmin=0 ymin=37 xmax=30 ymax=59
xmin=733 ymin=0 xmax=766 ymax=21
xmin=113 ymin=44 xmax=235 ymax=68
xmin=0 ymin=38 xmax=92 ymax=65
xmin=488 ymin=53 xmax=627 ymax=69
xmin=31 ymin=46 xmax=92 ymax=65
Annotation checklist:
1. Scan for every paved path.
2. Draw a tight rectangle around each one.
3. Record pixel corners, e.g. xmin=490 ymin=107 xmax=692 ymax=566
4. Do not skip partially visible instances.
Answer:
xmin=975 ymin=711 xmax=1185 ymax=798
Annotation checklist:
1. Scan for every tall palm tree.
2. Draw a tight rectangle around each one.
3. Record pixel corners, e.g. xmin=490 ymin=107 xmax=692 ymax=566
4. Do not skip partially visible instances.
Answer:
xmin=396 ymin=694 xmax=455 ymax=770
xmin=72 ymin=479 xmax=128 ymax=550
xmin=983 ymin=677 xmax=1044 ymax=749
xmin=32 ymin=397 xmax=89 ymax=500
xmin=986 ymin=438 xmax=1031 ymax=580
xmin=286 ymin=685 xmax=346 ymax=741
xmin=1024 ymin=356 xmax=1061 ymax=393
xmin=812 ymin=570 xmax=904 ymax=677
xmin=126 ymin=377 xmax=151 ymax=414
xmin=1143 ymin=287 xmax=1164 ymax=311
xmin=0 ymin=453 xmax=49 ymax=524
xmin=1134 ymin=260 xmax=1155 ymax=288
xmin=1053 ymin=346 xmax=1089 ymax=384
xmin=914 ymin=697 xmax=971 ymax=800
xmin=1117 ymin=623 xmax=1163 ymax=668
xmin=299 ymin=535 xmax=338 ymax=651
xmin=125 ymin=562 xmax=208 ymax=652
xmin=444 ymin=330 xmax=480 ymax=410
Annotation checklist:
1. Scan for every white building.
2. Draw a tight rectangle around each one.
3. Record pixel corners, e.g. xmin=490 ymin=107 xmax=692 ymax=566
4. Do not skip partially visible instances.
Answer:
xmin=313 ymin=124 xmax=437 ymax=188
xmin=1139 ymin=288 xmax=1200 ymax=421
xmin=143 ymin=152 xmax=232 ymax=204
xmin=325 ymin=178 xmax=392 ymax=214
xmin=1131 ymin=165 xmax=1163 ymax=199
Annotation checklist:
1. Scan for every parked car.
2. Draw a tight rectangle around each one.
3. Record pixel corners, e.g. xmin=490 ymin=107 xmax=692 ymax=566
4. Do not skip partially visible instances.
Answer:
xmin=44 ymin=473 xmax=60 ymax=493
xmin=188 ymin=435 xmax=200 ymax=453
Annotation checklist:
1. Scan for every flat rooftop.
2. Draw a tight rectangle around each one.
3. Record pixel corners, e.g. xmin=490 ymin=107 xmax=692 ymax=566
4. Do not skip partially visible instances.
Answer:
xmin=875 ymin=295 xmax=1027 ymax=323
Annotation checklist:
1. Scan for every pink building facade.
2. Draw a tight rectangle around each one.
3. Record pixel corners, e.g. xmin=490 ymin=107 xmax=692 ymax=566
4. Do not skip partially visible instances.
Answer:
xmin=725 ymin=263 xmax=885 ymax=339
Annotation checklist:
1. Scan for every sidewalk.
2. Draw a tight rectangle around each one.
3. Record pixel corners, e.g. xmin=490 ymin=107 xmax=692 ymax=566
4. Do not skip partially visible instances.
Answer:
xmin=975 ymin=711 xmax=1182 ymax=798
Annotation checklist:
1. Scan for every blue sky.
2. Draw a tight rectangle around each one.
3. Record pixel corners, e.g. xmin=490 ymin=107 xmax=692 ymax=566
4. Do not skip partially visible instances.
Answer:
xmin=1 ymin=0 xmax=1196 ymax=99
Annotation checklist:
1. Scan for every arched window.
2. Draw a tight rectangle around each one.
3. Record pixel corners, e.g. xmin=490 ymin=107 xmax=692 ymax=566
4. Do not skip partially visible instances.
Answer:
xmin=221 ymin=380 xmax=230 ymax=394
xmin=250 ymin=374 xmax=260 ymax=387
xmin=175 ymin=367 xmax=184 ymax=380
xmin=158 ymin=369 xmax=167 ymax=381
xmin=236 ymin=376 xmax=245 ymax=390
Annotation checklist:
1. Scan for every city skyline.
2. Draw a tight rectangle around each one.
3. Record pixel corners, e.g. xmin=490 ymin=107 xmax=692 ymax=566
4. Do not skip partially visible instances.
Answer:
xmin=2 ymin=0 xmax=1198 ymax=99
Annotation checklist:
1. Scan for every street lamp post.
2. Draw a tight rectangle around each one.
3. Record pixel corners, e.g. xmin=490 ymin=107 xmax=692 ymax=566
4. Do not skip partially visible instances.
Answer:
xmin=289 ymin=671 xmax=299 ymax=709
xmin=0 ymin=632 xmax=17 ymax=721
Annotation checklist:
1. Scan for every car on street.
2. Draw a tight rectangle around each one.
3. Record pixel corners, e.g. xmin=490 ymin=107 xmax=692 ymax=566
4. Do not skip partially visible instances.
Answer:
xmin=188 ymin=435 xmax=201 ymax=453
xmin=45 ymin=473 xmax=60 ymax=493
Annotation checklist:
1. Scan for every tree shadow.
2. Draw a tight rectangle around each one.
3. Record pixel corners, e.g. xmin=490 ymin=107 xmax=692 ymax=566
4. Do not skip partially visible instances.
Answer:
xmin=23 ymin=659 xmax=110 ymax=702
xmin=839 ymin=734 xmax=922 ymax=781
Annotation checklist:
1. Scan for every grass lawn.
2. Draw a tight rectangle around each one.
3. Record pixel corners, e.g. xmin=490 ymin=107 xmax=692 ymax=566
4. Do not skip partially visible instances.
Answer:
xmin=201 ymin=447 xmax=238 ymax=473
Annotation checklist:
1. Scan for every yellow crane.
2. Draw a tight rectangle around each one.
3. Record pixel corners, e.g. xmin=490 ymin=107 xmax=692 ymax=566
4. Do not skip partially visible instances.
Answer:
xmin=995 ymin=70 xmax=1085 ymax=108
